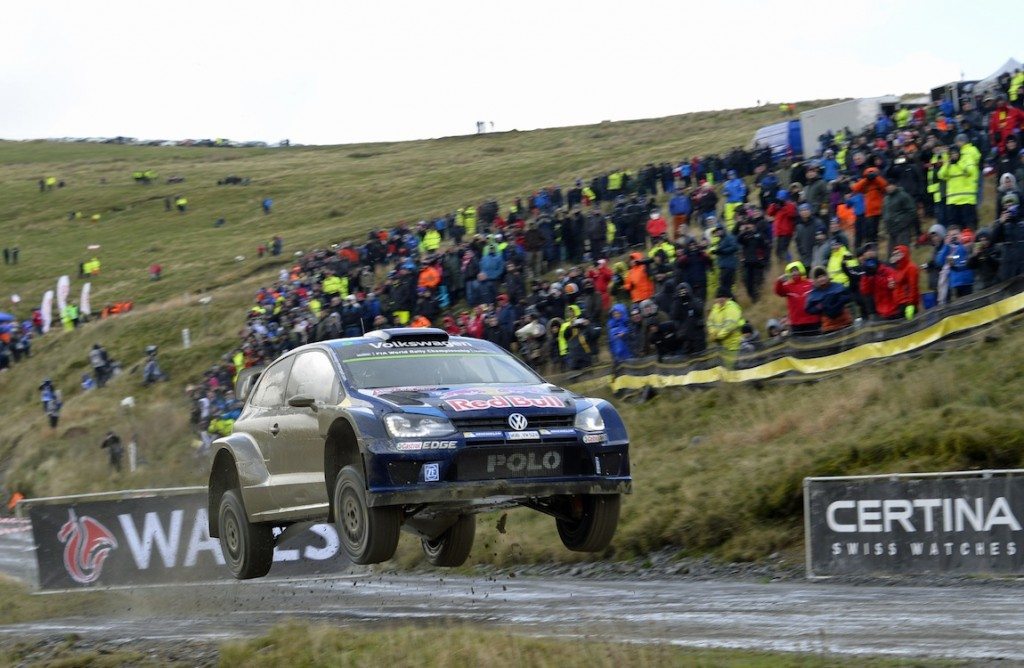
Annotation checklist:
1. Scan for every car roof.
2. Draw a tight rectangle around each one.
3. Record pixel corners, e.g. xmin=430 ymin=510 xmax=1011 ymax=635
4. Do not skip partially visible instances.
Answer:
xmin=279 ymin=329 xmax=505 ymax=360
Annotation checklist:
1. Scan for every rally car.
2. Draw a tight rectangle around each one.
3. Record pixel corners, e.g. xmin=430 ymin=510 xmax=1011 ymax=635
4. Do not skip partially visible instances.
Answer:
xmin=208 ymin=328 xmax=631 ymax=579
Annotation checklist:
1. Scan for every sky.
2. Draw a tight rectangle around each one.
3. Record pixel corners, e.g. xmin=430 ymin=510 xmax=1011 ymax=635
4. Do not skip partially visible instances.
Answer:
xmin=2 ymin=1 xmax=1017 ymax=145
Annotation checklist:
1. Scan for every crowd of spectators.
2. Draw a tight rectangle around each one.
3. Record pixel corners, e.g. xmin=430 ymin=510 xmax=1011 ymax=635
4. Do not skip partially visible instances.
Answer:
xmin=187 ymin=80 xmax=1024 ymax=437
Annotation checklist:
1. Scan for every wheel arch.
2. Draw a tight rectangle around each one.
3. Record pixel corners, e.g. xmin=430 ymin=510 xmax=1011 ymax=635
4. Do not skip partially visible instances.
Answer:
xmin=208 ymin=448 xmax=240 ymax=538
xmin=324 ymin=417 xmax=363 ymax=522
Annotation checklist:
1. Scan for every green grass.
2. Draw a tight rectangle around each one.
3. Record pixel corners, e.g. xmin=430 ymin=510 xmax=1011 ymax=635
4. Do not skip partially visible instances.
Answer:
xmin=0 ymin=575 xmax=125 ymax=625
xmin=0 ymin=99 xmax=1010 ymax=568
xmin=0 ymin=619 xmax=946 ymax=668
xmin=218 ymin=622 xmax=934 ymax=668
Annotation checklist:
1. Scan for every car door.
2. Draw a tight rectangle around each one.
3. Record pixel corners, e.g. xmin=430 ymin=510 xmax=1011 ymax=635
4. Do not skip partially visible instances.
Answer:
xmin=237 ymin=356 xmax=293 ymax=516
xmin=272 ymin=350 xmax=340 ymax=510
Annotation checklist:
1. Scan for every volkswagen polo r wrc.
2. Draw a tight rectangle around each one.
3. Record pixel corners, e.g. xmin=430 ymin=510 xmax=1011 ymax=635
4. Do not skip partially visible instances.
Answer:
xmin=208 ymin=328 xmax=631 ymax=579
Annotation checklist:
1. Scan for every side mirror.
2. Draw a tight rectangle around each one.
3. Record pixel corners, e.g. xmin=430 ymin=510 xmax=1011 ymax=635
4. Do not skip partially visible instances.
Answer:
xmin=287 ymin=394 xmax=316 ymax=409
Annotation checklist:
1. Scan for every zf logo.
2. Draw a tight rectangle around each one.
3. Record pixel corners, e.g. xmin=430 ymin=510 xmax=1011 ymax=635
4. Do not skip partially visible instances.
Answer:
xmin=486 ymin=451 xmax=561 ymax=474
xmin=58 ymin=510 xmax=118 ymax=584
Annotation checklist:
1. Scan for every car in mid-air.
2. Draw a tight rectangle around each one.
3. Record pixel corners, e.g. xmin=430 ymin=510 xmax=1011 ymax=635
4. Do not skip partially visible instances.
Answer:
xmin=208 ymin=328 xmax=631 ymax=579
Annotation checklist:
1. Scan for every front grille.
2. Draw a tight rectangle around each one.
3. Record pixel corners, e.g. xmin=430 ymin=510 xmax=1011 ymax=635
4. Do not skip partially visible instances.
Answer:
xmin=452 ymin=414 xmax=575 ymax=432
xmin=455 ymin=444 xmax=592 ymax=481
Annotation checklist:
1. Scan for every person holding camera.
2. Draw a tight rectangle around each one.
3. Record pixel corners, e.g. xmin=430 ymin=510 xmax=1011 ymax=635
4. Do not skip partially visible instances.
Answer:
xmin=937 ymin=146 xmax=979 ymax=230
xmin=851 ymin=167 xmax=888 ymax=246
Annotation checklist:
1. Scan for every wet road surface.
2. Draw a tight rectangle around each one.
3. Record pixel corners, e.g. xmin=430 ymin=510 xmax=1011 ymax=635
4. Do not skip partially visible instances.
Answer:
xmin=2 ymin=572 xmax=1024 ymax=660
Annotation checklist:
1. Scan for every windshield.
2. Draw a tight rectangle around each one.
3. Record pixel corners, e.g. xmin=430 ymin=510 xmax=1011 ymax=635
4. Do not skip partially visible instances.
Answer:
xmin=330 ymin=340 xmax=541 ymax=389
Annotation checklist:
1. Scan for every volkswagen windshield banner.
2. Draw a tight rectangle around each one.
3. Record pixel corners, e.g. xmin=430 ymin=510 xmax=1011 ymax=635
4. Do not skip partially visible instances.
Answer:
xmin=24 ymin=488 xmax=349 ymax=590
xmin=805 ymin=471 xmax=1024 ymax=577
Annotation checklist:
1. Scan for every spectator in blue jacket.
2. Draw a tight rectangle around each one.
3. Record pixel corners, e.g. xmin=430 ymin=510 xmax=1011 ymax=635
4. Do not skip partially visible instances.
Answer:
xmin=934 ymin=228 xmax=975 ymax=299
xmin=845 ymin=189 xmax=867 ymax=248
xmin=607 ymin=303 xmax=634 ymax=362
xmin=875 ymin=114 xmax=894 ymax=138
xmin=669 ymin=190 xmax=692 ymax=235
xmin=480 ymin=246 xmax=505 ymax=281
xmin=805 ymin=266 xmax=853 ymax=332
xmin=723 ymin=170 xmax=747 ymax=224
xmin=821 ymin=150 xmax=841 ymax=182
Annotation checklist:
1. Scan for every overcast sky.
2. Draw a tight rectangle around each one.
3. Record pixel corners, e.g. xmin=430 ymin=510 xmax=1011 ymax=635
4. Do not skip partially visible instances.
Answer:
xmin=2 ymin=1 xmax=1017 ymax=145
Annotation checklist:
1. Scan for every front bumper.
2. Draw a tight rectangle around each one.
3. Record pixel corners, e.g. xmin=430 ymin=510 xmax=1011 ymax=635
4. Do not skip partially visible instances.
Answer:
xmin=367 ymin=476 xmax=632 ymax=507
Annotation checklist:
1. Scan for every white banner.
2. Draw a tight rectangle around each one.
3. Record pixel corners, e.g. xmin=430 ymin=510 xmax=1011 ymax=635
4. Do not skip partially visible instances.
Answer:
xmin=41 ymin=290 xmax=54 ymax=334
xmin=56 ymin=275 xmax=70 ymax=313
xmin=80 ymin=282 xmax=91 ymax=317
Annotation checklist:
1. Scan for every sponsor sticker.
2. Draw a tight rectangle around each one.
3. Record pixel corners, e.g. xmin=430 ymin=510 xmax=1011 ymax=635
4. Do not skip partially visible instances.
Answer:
xmin=423 ymin=463 xmax=440 ymax=482
xmin=539 ymin=428 xmax=577 ymax=436
xmin=367 ymin=340 xmax=473 ymax=349
xmin=582 ymin=433 xmax=606 ymax=444
xmin=506 ymin=430 xmax=540 ymax=441
xmin=463 ymin=431 xmax=505 ymax=439
xmin=395 ymin=441 xmax=458 ymax=451
xmin=446 ymin=395 xmax=566 ymax=412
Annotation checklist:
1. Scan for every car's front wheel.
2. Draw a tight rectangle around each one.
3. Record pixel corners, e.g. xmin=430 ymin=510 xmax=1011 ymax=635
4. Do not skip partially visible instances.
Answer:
xmin=556 ymin=494 xmax=621 ymax=552
xmin=218 ymin=489 xmax=274 ymax=579
xmin=421 ymin=515 xmax=476 ymax=567
xmin=333 ymin=465 xmax=401 ymax=564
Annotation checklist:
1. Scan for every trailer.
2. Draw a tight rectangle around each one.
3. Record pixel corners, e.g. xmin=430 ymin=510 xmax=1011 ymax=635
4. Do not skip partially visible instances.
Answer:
xmin=751 ymin=119 xmax=802 ymax=162
xmin=798 ymin=96 xmax=900 ymax=157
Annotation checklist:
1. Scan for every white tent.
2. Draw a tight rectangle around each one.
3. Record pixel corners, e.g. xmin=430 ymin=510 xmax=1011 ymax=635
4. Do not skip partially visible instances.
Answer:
xmin=975 ymin=58 xmax=1021 ymax=96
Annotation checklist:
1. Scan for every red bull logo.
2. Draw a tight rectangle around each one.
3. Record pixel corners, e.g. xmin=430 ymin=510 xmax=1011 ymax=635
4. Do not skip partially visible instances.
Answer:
xmin=446 ymin=395 xmax=565 ymax=411
xmin=58 ymin=509 xmax=118 ymax=584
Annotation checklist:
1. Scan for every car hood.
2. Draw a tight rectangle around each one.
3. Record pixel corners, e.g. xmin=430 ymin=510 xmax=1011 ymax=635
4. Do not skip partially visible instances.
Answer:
xmin=354 ymin=383 xmax=579 ymax=416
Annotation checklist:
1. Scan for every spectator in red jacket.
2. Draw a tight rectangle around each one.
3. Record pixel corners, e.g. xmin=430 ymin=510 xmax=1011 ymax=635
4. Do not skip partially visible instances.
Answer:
xmin=646 ymin=210 xmax=667 ymax=241
xmin=857 ymin=245 xmax=899 ymax=320
xmin=889 ymin=244 xmax=920 ymax=319
xmin=989 ymin=96 xmax=1024 ymax=155
xmin=767 ymin=190 xmax=797 ymax=264
xmin=851 ymin=167 xmax=888 ymax=245
xmin=774 ymin=261 xmax=820 ymax=336
xmin=587 ymin=259 xmax=613 ymax=310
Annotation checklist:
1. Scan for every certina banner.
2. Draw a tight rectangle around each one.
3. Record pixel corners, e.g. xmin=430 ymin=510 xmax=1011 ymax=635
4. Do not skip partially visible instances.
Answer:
xmin=805 ymin=471 xmax=1024 ymax=577
xmin=26 ymin=489 xmax=347 ymax=590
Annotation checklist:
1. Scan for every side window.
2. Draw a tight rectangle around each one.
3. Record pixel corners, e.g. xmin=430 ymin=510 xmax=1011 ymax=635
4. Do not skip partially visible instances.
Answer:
xmin=286 ymin=352 xmax=338 ymax=404
xmin=248 ymin=358 xmax=293 ymax=408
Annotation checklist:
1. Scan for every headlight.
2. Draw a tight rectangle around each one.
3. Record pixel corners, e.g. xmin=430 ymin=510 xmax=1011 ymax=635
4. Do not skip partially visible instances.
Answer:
xmin=574 ymin=405 xmax=605 ymax=432
xmin=384 ymin=414 xmax=456 ymax=439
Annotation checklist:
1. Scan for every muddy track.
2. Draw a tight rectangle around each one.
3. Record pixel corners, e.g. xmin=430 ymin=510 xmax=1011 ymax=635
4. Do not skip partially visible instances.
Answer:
xmin=2 ymin=527 xmax=1023 ymax=660
xmin=1 ymin=571 xmax=1023 ymax=660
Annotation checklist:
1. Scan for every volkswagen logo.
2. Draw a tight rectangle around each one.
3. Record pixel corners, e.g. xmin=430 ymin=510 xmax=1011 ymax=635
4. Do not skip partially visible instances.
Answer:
xmin=508 ymin=413 xmax=529 ymax=431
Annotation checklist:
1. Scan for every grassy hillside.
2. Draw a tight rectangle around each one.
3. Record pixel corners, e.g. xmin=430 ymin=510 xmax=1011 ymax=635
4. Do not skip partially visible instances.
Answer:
xmin=0 ymin=99 xmax=1011 ymax=568
xmin=0 ymin=101 xmax=814 ymax=499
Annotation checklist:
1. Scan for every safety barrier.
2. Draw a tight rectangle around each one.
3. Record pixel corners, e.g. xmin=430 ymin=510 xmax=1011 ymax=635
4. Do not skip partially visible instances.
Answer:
xmin=610 ymin=276 xmax=1024 ymax=392
xmin=18 ymin=487 xmax=348 ymax=590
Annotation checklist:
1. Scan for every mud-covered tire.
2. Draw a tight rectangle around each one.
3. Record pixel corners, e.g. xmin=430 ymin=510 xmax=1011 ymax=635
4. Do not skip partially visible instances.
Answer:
xmin=218 ymin=489 xmax=274 ymax=579
xmin=421 ymin=515 xmax=476 ymax=567
xmin=556 ymin=494 xmax=621 ymax=552
xmin=334 ymin=465 xmax=401 ymax=564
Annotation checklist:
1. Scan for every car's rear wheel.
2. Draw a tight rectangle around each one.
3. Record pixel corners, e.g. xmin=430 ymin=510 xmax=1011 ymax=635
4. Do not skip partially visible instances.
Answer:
xmin=556 ymin=494 xmax=621 ymax=552
xmin=218 ymin=489 xmax=274 ymax=579
xmin=334 ymin=465 xmax=401 ymax=564
xmin=421 ymin=515 xmax=476 ymax=567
